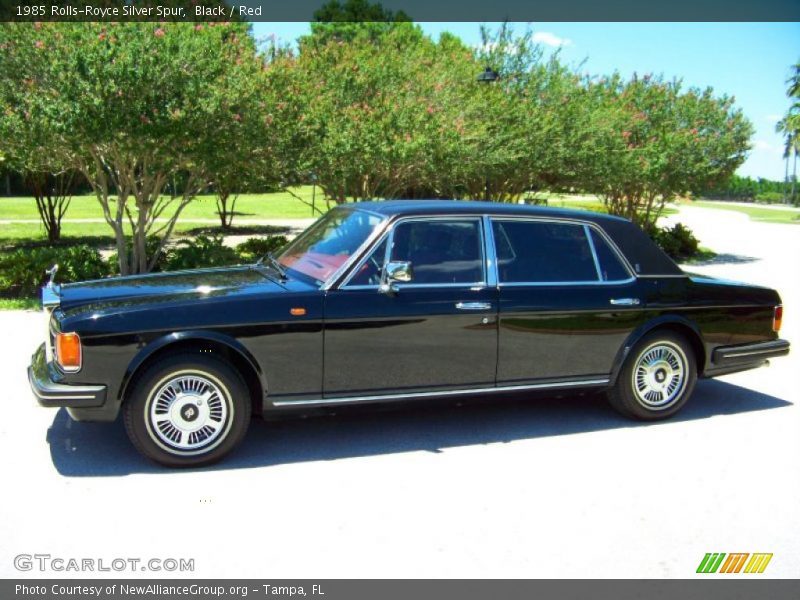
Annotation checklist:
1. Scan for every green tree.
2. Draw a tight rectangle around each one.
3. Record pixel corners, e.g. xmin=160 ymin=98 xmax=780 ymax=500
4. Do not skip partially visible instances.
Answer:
xmin=0 ymin=102 xmax=77 ymax=241
xmin=311 ymin=0 xmax=411 ymax=45
xmin=206 ymin=42 xmax=305 ymax=229
xmin=583 ymin=74 xmax=752 ymax=227
xmin=294 ymin=24 xmax=447 ymax=203
xmin=466 ymin=24 xmax=590 ymax=201
xmin=0 ymin=22 xmax=272 ymax=273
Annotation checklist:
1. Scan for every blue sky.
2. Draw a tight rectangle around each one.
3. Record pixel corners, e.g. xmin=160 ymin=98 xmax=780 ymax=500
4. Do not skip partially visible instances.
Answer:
xmin=251 ymin=22 xmax=800 ymax=180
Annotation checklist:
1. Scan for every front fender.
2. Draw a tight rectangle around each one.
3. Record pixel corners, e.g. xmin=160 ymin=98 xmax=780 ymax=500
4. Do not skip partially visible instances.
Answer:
xmin=118 ymin=330 xmax=266 ymax=404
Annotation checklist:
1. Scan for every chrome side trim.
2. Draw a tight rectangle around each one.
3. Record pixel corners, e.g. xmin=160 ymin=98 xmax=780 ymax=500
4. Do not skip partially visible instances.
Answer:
xmin=33 ymin=392 xmax=99 ymax=401
xmin=723 ymin=348 xmax=785 ymax=358
xmin=498 ymin=277 xmax=636 ymax=288
xmin=271 ymin=377 xmax=611 ymax=407
xmin=585 ymin=224 xmax=604 ymax=281
xmin=455 ymin=301 xmax=492 ymax=310
xmin=610 ymin=298 xmax=641 ymax=306
xmin=482 ymin=215 xmax=499 ymax=287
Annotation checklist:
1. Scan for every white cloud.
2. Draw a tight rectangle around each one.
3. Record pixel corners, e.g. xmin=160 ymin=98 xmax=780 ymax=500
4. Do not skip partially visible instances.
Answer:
xmin=752 ymin=139 xmax=786 ymax=156
xmin=532 ymin=32 xmax=573 ymax=47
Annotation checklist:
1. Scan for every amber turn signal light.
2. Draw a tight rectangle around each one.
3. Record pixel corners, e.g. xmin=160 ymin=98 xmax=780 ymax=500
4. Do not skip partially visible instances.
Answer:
xmin=773 ymin=305 xmax=783 ymax=333
xmin=56 ymin=332 xmax=82 ymax=371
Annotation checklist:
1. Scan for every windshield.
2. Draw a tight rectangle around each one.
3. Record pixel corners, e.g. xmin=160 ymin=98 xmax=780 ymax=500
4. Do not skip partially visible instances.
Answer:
xmin=277 ymin=208 xmax=385 ymax=285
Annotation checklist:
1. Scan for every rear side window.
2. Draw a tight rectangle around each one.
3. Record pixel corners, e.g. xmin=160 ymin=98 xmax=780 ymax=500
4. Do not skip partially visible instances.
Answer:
xmin=492 ymin=220 xmax=598 ymax=283
xmin=589 ymin=229 xmax=631 ymax=281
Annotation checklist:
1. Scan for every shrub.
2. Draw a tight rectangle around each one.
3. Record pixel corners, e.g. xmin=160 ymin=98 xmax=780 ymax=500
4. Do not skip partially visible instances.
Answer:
xmin=163 ymin=235 xmax=241 ymax=272
xmin=0 ymin=245 xmax=110 ymax=298
xmin=754 ymin=191 xmax=785 ymax=204
xmin=235 ymin=236 xmax=289 ymax=263
xmin=652 ymin=223 xmax=700 ymax=261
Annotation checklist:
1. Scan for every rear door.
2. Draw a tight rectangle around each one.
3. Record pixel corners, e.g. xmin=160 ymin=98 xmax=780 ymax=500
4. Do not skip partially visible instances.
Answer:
xmin=491 ymin=218 xmax=645 ymax=385
xmin=323 ymin=217 xmax=498 ymax=397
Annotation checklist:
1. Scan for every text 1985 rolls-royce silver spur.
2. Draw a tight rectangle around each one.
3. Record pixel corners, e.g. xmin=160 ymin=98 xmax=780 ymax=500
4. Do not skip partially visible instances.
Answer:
xmin=28 ymin=201 xmax=790 ymax=466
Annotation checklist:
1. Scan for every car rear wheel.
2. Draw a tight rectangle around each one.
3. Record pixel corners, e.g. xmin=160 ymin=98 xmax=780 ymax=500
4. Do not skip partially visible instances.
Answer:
xmin=123 ymin=354 xmax=251 ymax=467
xmin=607 ymin=331 xmax=697 ymax=420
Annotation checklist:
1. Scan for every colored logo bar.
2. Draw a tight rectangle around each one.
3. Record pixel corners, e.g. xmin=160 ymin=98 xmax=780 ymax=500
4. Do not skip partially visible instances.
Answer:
xmin=696 ymin=553 xmax=773 ymax=574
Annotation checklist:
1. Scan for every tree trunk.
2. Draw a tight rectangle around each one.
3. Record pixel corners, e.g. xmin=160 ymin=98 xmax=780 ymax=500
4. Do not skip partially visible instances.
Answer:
xmin=28 ymin=171 xmax=73 ymax=243
xmin=785 ymin=154 xmax=791 ymax=204
xmin=215 ymin=190 xmax=237 ymax=229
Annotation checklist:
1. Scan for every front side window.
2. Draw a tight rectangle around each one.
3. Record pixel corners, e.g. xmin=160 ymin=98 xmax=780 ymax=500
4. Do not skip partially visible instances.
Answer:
xmin=277 ymin=208 xmax=385 ymax=284
xmin=492 ymin=220 xmax=598 ymax=283
xmin=390 ymin=219 xmax=484 ymax=285
xmin=347 ymin=238 xmax=388 ymax=286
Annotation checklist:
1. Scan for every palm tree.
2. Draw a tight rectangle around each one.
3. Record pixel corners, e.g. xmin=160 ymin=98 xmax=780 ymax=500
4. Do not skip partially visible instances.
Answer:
xmin=776 ymin=61 xmax=800 ymax=204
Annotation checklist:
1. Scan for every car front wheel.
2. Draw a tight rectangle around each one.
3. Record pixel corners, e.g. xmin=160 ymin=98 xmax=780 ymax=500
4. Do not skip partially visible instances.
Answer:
xmin=123 ymin=354 xmax=251 ymax=467
xmin=607 ymin=331 xmax=697 ymax=420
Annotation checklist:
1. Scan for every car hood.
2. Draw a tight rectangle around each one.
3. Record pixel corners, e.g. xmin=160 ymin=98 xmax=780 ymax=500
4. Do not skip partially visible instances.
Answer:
xmin=58 ymin=265 xmax=283 ymax=313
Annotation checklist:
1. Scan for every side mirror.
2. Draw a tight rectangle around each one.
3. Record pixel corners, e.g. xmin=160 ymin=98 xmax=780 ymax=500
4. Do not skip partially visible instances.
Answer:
xmin=379 ymin=261 xmax=413 ymax=295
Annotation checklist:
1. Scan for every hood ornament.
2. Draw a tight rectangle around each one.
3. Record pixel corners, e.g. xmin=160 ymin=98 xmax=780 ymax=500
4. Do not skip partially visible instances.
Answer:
xmin=46 ymin=264 xmax=59 ymax=289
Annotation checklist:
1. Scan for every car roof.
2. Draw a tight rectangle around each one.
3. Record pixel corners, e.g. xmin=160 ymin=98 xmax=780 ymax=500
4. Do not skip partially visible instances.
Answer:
xmin=351 ymin=199 xmax=630 ymax=224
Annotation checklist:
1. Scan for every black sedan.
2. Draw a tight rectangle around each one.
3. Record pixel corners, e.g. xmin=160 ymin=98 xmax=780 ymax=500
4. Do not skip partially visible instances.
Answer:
xmin=28 ymin=201 xmax=790 ymax=466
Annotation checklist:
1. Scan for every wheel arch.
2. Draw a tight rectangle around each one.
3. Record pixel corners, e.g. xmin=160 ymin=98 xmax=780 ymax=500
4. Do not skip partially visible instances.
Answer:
xmin=610 ymin=316 xmax=706 ymax=385
xmin=119 ymin=331 xmax=266 ymax=417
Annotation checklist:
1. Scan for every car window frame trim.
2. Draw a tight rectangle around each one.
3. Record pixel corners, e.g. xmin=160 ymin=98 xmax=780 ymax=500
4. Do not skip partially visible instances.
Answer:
xmin=320 ymin=207 xmax=392 ymax=291
xmin=335 ymin=214 xmax=489 ymax=290
xmin=329 ymin=211 xmax=640 ymax=291
xmin=488 ymin=215 xmax=637 ymax=286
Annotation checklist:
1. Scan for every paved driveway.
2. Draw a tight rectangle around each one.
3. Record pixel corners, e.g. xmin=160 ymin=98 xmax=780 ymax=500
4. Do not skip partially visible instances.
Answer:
xmin=0 ymin=204 xmax=797 ymax=578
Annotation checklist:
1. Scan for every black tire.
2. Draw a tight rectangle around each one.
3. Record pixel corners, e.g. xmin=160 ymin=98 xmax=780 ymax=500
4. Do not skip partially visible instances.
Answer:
xmin=607 ymin=331 xmax=697 ymax=420
xmin=123 ymin=353 xmax=251 ymax=467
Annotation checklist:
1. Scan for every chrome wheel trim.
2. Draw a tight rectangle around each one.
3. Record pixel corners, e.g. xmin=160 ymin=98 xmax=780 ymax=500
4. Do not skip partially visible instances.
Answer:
xmin=631 ymin=341 xmax=688 ymax=410
xmin=144 ymin=370 xmax=234 ymax=456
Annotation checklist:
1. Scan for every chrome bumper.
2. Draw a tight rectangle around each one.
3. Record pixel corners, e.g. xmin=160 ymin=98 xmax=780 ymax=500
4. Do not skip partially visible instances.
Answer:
xmin=712 ymin=339 xmax=790 ymax=367
xmin=28 ymin=343 xmax=106 ymax=408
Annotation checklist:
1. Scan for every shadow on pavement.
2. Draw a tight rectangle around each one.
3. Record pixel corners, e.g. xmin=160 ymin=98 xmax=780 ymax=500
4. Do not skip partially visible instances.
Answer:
xmin=47 ymin=378 xmax=791 ymax=477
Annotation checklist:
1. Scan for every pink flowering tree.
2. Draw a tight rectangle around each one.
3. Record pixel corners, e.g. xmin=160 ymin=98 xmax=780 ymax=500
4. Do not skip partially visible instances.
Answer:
xmin=0 ymin=22 xmax=273 ymax=273
xmin=583 ymin=74 xmax=752 ymax=227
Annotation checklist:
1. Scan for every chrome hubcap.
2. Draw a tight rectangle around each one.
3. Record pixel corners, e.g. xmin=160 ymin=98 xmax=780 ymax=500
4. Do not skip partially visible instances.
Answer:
xmin=632 ymin=343 xmax=687 ymax=409
xmin=148 ymin=374 xmax=229 ymax=452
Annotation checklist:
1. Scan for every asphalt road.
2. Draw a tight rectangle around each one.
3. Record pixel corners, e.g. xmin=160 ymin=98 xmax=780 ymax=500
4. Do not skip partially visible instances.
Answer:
xmin=0 ymin=204 xmax=797 ymax=578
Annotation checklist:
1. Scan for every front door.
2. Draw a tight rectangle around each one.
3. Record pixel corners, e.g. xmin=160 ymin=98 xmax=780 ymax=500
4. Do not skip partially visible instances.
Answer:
xmin=324 ymin=217 xmax=498 ymax=397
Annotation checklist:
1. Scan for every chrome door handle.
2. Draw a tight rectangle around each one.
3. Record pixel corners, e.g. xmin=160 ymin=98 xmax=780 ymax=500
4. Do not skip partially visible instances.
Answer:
xmin=610 ymin=298 xmax=640 ymax=306
xmin=456 ymin=302 xmax=492 ymax=310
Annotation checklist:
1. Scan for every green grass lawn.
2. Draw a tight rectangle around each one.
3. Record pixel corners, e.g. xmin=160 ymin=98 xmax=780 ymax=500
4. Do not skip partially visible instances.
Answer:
xmin=0 ymin=189 xmax=674 ymax=247
xmin=0 ymin=298 xmax=39 ymax=311
xmin=549 ymin=195 xmax=678 ymax=217
xmin=692 ymin=200 xmax=800 ymax=224
xmin=0 ymin=186 xmax=327 ymax=222
xmin=0 ymin=186 xmax=325 ymax=246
